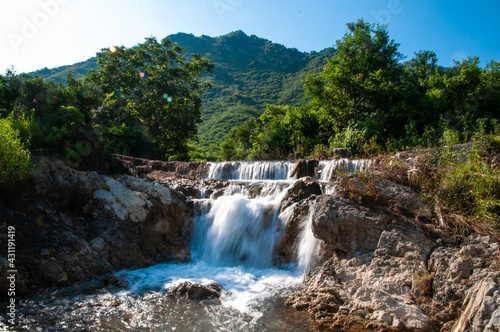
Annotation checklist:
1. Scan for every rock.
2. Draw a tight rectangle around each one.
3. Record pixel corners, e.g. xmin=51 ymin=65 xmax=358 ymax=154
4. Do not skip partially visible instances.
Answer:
xmin=286 ymin=221 xmax=436 ymax=331
xmin=0 ymin=159 xmax=194 ymax=295
xmin=333 ymin=175 xmax=432 ymax=219
xmin=168 ymin=281 xmax=222 ymax=300
xmin=332 ymin=148 xmax=350 ymax=159
xmin=290 ymin=160 xmax=318 ymax=178
xmin=93 ymin=177 xmax=152 ymax=223
xmin=89 ymin=237 xmax=106 ymax=251
xmin=280 ymin=177 xmax=322 ymax=212
xmin=274 ymin=198 xmax=315 ymax=265
xmin=311 ymin=195 xmax=389 ymax=254
xmin=119 ymin=175 xmax=152 ymax=192
xmin=102 ymin=275 xmax=129 ymax=288
xmin=452 ymin=278 xmax=500 ymax=332
xmin=374 ymin=178 xmax=432 ymax=219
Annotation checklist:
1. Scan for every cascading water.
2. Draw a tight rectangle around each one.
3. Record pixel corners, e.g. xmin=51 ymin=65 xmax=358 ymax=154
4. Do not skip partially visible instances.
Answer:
xmin=108 ymin=164 xmax=323 ymax=330
xmin=317 ymin=158 xmax=372 ymax=182
xmin=14 ymin=161 xmax=326 ymax=331
xmin=206 ymin=161 xmax=295 ymax=180
xmin=13 ymin=159 xmax=375 ymax=331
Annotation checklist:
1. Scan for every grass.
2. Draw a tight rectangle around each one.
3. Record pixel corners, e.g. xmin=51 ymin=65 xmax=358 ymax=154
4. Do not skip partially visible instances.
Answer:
xmin=410 ymin=135 xmax=500 ymax=237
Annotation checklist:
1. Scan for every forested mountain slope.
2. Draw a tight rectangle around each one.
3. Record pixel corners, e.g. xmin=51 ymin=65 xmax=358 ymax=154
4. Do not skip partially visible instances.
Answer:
xmin=31 ymin=31 xmax=336 ymax=154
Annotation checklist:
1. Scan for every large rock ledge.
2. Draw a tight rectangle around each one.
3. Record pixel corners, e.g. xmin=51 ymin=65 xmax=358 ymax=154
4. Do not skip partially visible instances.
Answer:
xmin=0 ymin=160 xmax=193 ymax=297
xmin=285 ymin=176 xmax=500 ymax=331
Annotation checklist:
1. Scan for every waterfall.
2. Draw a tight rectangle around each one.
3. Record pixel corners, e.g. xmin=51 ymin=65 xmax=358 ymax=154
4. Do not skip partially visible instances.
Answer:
xmin=18 ymin=160 xmax=333 ymax=331
xmin=297 ymin=201 xmax=322 ymax=272
xmin=192 ymin=186 xmax=289 ymax=268
xmin=318 ymin=158 xmax=372 ymax=182
xmin=206 ymin=161 xmax=295 ymax=180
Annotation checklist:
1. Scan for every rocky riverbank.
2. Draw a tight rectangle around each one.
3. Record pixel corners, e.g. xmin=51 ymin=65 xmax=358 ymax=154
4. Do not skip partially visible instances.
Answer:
xmin=0 ymin=155 xmax=499 ymax=331
xmin=0 ymin=159 xmax=193 ymax=297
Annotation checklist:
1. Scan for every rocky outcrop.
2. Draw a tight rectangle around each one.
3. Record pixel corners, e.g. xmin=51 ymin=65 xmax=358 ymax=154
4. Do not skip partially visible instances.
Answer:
xmin=0 ymin=160 xmax=193 ymax=297
xmin=273 ymin=177 xmax=323 ymax=265
xmin=285 ymin=175 xmax=500 ymax=331
xmin=312 ymin=195 xmax=389 ymax=256
xmin=115 ymin=155 xmax=210 ymax=179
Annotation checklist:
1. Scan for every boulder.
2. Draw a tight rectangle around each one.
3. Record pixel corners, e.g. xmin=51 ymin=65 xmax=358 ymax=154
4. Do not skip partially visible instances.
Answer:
xmin=280 ymin=177 xmax=322 ymax=212
xmin=290 ymin=160 xmax=318 ymax=178
xmin=102 ymin=275 xmax=130 ymax=288
xmin=168 ymin=281 xmax=222 ymax=300
xmin=311 ymin=195 xmax=389 ymax=254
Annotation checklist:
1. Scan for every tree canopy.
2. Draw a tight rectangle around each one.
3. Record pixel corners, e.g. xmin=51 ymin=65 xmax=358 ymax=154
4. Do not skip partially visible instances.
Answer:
xmin=220 ymin=19 xmax=500 ymax=160
xmin=87 ymin=37 xmax=213 ymax=160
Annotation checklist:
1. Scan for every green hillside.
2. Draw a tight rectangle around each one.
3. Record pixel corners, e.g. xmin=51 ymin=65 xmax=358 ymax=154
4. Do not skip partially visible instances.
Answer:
xmin=32 ymin=57 xmax=98 ymax=83
xmin=31 ymin=31 xmax=336 ymax=154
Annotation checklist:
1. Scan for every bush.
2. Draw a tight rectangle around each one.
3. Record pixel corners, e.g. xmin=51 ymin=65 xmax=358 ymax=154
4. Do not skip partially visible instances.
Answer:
xmin=413 ymin=139 xmax=500 ymax=237
xmin=0 ymin=118 xmax=31 ymax=186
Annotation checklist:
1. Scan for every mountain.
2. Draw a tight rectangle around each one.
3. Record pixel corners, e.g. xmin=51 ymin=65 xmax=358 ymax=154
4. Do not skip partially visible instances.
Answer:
xmin=31 ymin=31 xmax=336 ymax=154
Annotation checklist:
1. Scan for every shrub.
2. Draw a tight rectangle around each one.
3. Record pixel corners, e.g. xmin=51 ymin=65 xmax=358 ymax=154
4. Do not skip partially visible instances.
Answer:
xmin=0 ymin=118 xmax=31 ymax=187
xmin=413 ymin=138 xmax=500 ymax=237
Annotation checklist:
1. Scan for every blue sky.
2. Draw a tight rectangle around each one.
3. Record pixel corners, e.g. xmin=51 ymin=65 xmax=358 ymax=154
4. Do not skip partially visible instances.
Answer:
xmin=1 ymin=0 xmax=499 ymax=74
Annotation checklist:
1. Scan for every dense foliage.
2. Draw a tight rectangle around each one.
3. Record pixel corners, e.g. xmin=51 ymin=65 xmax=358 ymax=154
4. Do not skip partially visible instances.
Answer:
xmin=33 ymin=31 xmax=336 ymax=157
xmin=410 ymin=137 xmax=500 ymax=237
xmin=221 ymin=20 xmax=500 ymax=160
xmin=0 ymin=117 xmax=31 ymax=188
xmin=0 ymin=37 xmax=212 ymax=167
xmin=87 ymin=37 xmax=213 ymax=160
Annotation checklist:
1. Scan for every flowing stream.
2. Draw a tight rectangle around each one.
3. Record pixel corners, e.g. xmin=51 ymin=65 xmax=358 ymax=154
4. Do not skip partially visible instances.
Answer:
xmin=13 ymin=160 xmax=370 ymax=331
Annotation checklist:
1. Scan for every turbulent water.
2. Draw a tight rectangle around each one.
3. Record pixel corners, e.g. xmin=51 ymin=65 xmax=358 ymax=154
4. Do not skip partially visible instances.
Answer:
xmin=12 ymin=160 xmax=369 ymax=331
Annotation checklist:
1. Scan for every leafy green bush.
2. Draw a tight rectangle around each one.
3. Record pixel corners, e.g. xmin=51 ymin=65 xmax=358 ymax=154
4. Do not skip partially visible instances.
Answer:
xmin=0 ymin=118 xmax=31 ymax=186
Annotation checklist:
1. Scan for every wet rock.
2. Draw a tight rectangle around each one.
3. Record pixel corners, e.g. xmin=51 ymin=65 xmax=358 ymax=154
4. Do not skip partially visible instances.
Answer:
xmin=290 ymin=160 xmax=318 ymax=178
xmin=102 ymin=275 xmax=129 ymax=288
xmin=274 ymin=198 xmax=314 ymax=265
xmin=89 ymin=237 xmax=106 ymax=251
xmin=280 ymin=177 xmax=322 ymax=212
xmin=168 ymin=281 xmax=222 ymax=300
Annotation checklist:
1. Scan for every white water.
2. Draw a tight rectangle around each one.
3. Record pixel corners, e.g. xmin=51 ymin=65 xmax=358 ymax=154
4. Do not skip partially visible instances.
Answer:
xmin=318 ymin=158 xmax=372 ymax=182
xmin=297 ymin=201 xmax=322 ymax=272
xmin=14 ymin=160 xmax=381 ymax=330
xmin=207 ymin=161 xmax=295 ymax=180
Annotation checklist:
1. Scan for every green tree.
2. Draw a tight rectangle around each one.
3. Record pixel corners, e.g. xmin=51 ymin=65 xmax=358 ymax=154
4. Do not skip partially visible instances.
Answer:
xmin=305 ymin=19 xmax=405 ymax=149
xmin=0 ymin=118 xmax=31 ymax=187
xmin=87 ymin=37 xmax=213 ymax=160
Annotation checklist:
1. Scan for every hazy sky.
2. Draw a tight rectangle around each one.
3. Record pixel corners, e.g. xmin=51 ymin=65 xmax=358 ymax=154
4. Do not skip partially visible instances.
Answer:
xmin=1 ymin=0 xmax=499 ymax=74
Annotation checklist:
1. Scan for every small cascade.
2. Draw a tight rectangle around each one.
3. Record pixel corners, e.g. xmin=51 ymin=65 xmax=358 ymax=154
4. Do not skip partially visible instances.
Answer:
xmin=297 ymin=201 xmax=322 ymax=272
xmin=191 ymin=186 xmax=290 ymax=267
xmin=206 ymin=161 xmax=295 ymax=180
xmin=317 ymin=158 xmax=372 ymax=182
